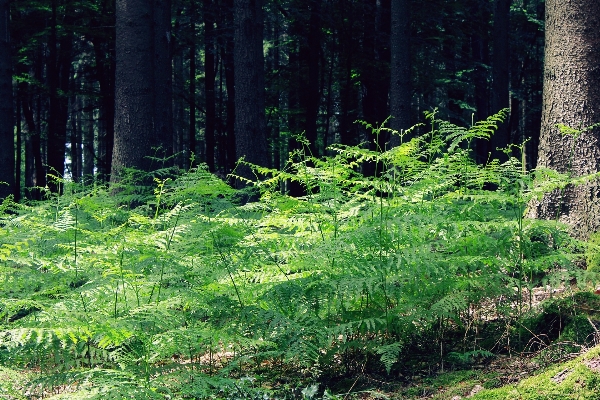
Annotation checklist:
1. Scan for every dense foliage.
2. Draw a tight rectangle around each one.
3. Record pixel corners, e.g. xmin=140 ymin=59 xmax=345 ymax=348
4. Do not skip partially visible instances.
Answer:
xmin=0 ymin=113 xmax=597 ymax=398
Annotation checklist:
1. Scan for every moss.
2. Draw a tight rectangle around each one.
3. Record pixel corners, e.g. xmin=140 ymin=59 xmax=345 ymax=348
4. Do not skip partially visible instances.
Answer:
xmin=472 ymin=345 xmax=600 ymax=399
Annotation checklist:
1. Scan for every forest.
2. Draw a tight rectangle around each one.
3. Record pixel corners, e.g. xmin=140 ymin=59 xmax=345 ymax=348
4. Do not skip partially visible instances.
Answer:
xmin=1 ymin=0 xmax=600 ymax=398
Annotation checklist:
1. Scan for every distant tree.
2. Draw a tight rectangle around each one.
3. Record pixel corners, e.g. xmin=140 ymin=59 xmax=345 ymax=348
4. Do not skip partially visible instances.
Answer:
xmin=489 ymin=0 xmax=510 ymax=162
xmin=0 ymin=0 xmax=15 ymax=198
xmin=46 ymin=0 xmax=73 ymax=192
xmin=528 ymin=0 xmax=600 ymax=239
xmin=204 ymin=0 xmax=216 ymax=172
xmin=89 ymin=0 xmax=116 ymax=181
xmin=389 ymin=0 xmax=411 ymax=145
xmin=152 ymin=0 xmax=173 ymax=158
xmin=233 ymin=0 xmax=268 ymax=181
xmin=111 ymin=0 xmax=172 ymax=182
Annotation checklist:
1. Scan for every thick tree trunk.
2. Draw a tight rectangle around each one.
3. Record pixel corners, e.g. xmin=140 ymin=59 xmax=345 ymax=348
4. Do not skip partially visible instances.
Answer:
xmin=528 ymin=0 xmax=600 ymax=239
xmin=112 ymin=0 xmax=154 ymax=179
xmin=233 ymin=0 xmax=268 ymax=182
xmin=389 ymin=0 xmax=411 ymax=145
xmin=111 ymin=0 xmax=172 ymax=181
xmin=0 ymin=0 xmax=14 ymax=198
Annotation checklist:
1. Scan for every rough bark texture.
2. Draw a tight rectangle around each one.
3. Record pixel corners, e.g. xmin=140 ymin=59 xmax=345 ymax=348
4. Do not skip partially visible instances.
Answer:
xmin=528 ymin=0 xmax=600 ymax=239
xmin=112 ymin=0 xmax=154 ymax=179
xmin=389 ymin=0 xmax=411 ymax=145
xmin=111 ymin=0 xmax=172 ymax=181
xmin=233 ymin=0 xmax=268 ymax=181
xmin=0 ymin=0 xmax=14 ymax=198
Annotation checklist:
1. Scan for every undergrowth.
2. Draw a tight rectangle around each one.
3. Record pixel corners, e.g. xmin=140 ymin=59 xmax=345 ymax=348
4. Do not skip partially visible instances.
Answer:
xmin=0 ymin=110 xmax=597 ymax=399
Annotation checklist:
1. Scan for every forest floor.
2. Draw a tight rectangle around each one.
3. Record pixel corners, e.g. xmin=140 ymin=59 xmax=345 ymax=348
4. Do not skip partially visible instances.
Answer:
xmin=319 ymin=288 xmax=600 ymax=399
xmin=3 ymin=287 xmax=600 ymax=399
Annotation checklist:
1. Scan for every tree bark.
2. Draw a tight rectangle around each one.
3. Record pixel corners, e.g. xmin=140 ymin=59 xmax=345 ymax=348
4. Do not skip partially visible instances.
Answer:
xmin=111 ymin=0 xmax=172 ymax=182
xmin=46 ymin=0 xmax=73 ymax=193
xmin=90 ymin=0 xmax=115 ymax=181
xmin=338 ymin=0 xmax=359 ymax=147
xmin=152 ymin=0 xmax=173 ymax=158
xmin=204 ymin=0 xmax=217 ymax=171
xmin=490 ymin=0 xmax=510 ymax=161
xmin=233 ymin=0 xmax=268 ymax=182
xmin=389 ymin=0 xmax=411 ymax=145
xmin=82 ymin=91 xmax=95 ymax=184
xmin=188 ymin=0 xmax=196 ymax=166
xmin=0 ymin=0 xmax=14 ymax=199
xmin=528 ymin=0 xmax=600 ymax=239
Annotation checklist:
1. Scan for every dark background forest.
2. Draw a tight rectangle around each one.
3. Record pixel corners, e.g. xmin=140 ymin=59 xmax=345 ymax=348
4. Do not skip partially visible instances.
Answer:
xmin=1 ymin=0 xmax=544 ymax=198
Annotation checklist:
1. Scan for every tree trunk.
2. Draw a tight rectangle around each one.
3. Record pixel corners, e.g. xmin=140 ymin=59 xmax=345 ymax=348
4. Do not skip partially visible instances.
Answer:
xmin=233 ymin=0 xmax=268 ymax=182
xmin=490 ymin=0 xmax=510 ymax=161
xmin=111 ymin=0 xmax=172 ymax=181
xmin=204 ymin=0 xmax=216 ymax=172
xmin=91 ymin=0 xmax=116 ymax=181
xmin=389 ymin=0 xmax=411 ymax=145
xmin=188 ymin=0 xmax=197 ymax=166
xmin=299 ymin=0 xmax=321 ymax=156
xmin=0 ymin=0 xmax=14 ymax=199
xmin=528 ymin=0 xmax=600 ymax=239
xmin=172 ymin=8 xmax=185 ymax=168
xmin=338 ymin=0 xmax=359 ymax=146
xmin=82 ymin=91 xmax=95 ymax=184
xmin=46 ymin=0 xmax=72 ymax=193
xmin=152 ymin=0 xmax=173 ymax=159
xmin=470 ymin=0 xmax=491 ymax=164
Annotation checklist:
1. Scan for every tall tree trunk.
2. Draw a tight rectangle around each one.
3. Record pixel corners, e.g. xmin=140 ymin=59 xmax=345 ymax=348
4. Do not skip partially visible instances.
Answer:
xmin=0 ymin=0 xmax=14 ymax=198
xmin=82 ymin=91 xmax=95 ymax=184
xmin=233 ymin=0 xmax=268 ymax=182
xmin=47 ymin=0 xmax=72 ymax=193
xmin=204 ymin=0 xmax=216 ymax=171
xmin=338 ymin=0 xmax=359 ymax=146
xmin=172 ymin=8 xmax=185 ymax=168
xmin=69 ymin=92 xmax=81 ymax=183
xmin=111 ymin=0 xmax=172 ymax=181
xmin=91 ymin=0 xmax=116 ymax=181
xmin=22 ymin=94 xmax=44 ymax=197
xmin=470 ymin=0 xmax=491 ymax=164
xmin=153 ymin=0 xmax=173 ymax=158
xmin=217 ymin=0 xmax=236 ymax=174
xmin=299 ymin=0 xmax=321 ymax=156
xmin=528 ymin=0 xmax=600 ymax=239
xmin=15 ymin=93 xmax=21 ymax=201
xmin=188 ymin=0 xmax=197 ymax=166
xmin=490 ymin=0 xmax=510 ymax=161
xmin=389 ymin=0 xmax=411 ymax=145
